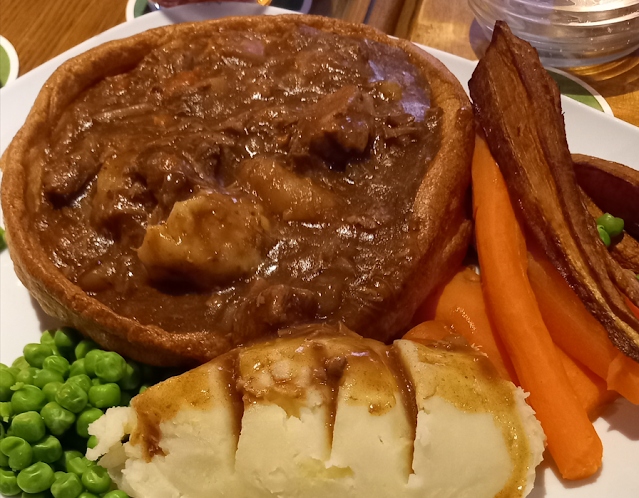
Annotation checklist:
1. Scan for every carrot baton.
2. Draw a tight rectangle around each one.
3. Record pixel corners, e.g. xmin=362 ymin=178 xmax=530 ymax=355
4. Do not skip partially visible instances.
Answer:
xmin=415 ymin=267 xmax=516 ymax=382
xmin=555 ymin=346 xmax=618 ymax=419
xmin=527 ymin=250 xmax=617 ymax=380
xmin=607 ymin=352 xmax=639 ymax=405
xmin=473 ymin=134 xmax=602 ymax=480
xmin=528 ymin=250 xmax=639 ymax=403
xmin=403 ymin=320 xmax=452 ymax=343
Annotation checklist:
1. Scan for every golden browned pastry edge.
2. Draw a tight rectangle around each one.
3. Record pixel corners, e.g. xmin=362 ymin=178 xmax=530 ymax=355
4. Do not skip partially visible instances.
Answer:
xmin=1 ymin=15 xmax=474 ymax=365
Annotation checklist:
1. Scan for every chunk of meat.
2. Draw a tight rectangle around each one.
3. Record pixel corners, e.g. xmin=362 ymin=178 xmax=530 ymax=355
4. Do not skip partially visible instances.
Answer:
xmin=137 ymin=191 xmax=270 ymax=288
xmin=91 ymin=154 xmax=153 ymax=241
xmin=134 ymin=149 xmax=201 ymax=221
xmin=92 ymin=149 xmax=202 ymax=237
xmin=43 ymin=135 xmax=104 ymax=203
xmin=290 ymin=86 xmax=374 ymax=170
xmin=238 ymin=157 xmax=337 ymax=222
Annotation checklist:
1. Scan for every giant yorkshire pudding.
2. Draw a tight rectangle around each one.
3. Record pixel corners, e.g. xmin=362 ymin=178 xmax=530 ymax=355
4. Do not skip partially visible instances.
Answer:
xmin=1 ymin=15 xmax=474 ymax=366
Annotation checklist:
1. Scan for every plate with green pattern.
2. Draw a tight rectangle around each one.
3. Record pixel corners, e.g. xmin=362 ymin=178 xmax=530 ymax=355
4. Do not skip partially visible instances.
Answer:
xmin=0 ymin=36 xmax=19 ymax=89
xmin=547 ymin=68 xmax=613 ymax=116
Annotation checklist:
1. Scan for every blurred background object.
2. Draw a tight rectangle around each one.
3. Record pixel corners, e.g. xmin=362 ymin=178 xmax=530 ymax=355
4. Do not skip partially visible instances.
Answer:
xmin=468 ymin=0 xmax=639 ymax=67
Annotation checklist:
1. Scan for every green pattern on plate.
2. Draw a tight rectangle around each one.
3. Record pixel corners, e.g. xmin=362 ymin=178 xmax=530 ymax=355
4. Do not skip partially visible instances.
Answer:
xmin=0 ymin=45 xmax=10 ymax=88
xmin=134 ymin=0 xmax=152 ymax=18
xmin=547 ymin=70 xmax=604 ymax=113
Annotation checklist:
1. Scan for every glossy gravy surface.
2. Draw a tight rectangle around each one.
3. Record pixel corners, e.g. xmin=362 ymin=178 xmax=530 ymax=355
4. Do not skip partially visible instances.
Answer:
xmin=35 ymin=25 xmax=441 ymax=343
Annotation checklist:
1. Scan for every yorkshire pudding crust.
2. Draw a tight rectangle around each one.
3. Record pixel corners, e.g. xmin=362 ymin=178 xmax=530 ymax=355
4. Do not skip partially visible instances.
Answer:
xmin=1 ymin=15 xmax=474 ymax=366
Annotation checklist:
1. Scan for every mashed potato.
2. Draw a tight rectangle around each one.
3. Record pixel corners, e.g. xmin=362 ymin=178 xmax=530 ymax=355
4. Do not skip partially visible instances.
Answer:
xmin=88 ymin=329 xmax=545 ymax=498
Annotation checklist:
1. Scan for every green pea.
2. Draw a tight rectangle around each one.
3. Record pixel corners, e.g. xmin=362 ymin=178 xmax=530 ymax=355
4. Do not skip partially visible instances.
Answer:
xmin=0 ymin=437 xmax=33 ymax=471
xmin=0 ymin=468 xmax=21 ymax=496
xmin=12 ymin=386 xmax=47 ymax=414
xmin=12 ymin=358 xmax=31 ymax=371
xmin=41 ymin=403 xmax=76 ymax=437
xmin=54 ymin=471 xmax=65 ymax=480
xmin=74 ymin=341 xmax=98 ymax=362
xmin=55 ymin=384 xmax=87 ymax=414
xmin=80 ymin=465 xmax=110 ymax=494
xmin=10 ymin=412 xmax=45 ymax=443
xmin=90 ymin=379 xmax=104 ymax=387
xmin=78 ymin=493 xmax=99 ymax=498
xmin=65 ymin=376 xmax=91 ymax=394
xmin=94 ymin=353 xmax=126 ymax=383
xmin=50 ymin=472 xmax=83 ymax=498
xmin=117 ymin=361 xmax=141 ymax=392
xmin=40 ymin=331 xmax=55 ymax=347
xmin=42 ymin=383 xmax=64 ymax=403
xmin=54 ymin=329 xmax=80 ymax=361
xmin=597 ymin=225 xmax=611 ymax=247
xmin=138 ymin=385 xmax=150 ymax=395
xmin=0 ymin=447 xmax=9 ymax=467
xmin=33 ymin=370 xmax=65 ymax=390
xmin=1 ymin=369 xmax=16 ymax=401
xmin=75 ymin=409 xmax=103 ymax=439
xmin=17 ymin=462 xmax=55 ymax=493
xmin=24 ymin=345 xmax=54 ymax=370
xmin=87 ymin=384 xmax=120 ymax=410
xmin=103 ymin=492 xmax=129 ymax=498
xmin=68 ymin=361 xmax=86 ymax=379
xmin=65 ymin=457 xmax=88 ymax=477
xmin=86 ymin=436 xmax=97 ymax=450
xmin=42 ymin=357 xmax=70 ymax=380
xmin=597 ymin=213 xmax=624 ymax=237
xmin=15 ymin=368 xmax=40 ymax=386
xmin=0 ymin=227 xmax=6 ymax=251
xmin=1 ymin=401 xmax=13 ymax=422
xmin=54 ymin=452 xmax=83 ymax=473
xmin=32 ymin=435 xmax=62 ymax=464
xmin=119 ymin=392 xmax=132 ymax=407
xmin=82 ymin=351 xmax=104 ymax=379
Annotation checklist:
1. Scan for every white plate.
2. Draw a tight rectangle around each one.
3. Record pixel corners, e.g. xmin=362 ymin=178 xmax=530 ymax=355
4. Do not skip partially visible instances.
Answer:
xmin=1 ymin=3 xmax=639 ymax=497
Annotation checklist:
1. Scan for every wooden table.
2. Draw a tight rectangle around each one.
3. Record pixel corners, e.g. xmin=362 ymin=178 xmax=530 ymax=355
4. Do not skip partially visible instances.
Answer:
xmin=1 ymin=0 xmax=638 ymax=126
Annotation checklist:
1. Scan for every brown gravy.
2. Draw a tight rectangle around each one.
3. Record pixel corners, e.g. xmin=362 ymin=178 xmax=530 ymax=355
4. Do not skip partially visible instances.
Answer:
xmin=35 ymin=24 xmax=441 ymax=345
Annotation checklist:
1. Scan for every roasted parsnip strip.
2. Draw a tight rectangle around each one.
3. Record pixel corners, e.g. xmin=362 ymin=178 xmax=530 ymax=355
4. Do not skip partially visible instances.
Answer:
xmin=469 ymin=21 xmax=639 ymax=361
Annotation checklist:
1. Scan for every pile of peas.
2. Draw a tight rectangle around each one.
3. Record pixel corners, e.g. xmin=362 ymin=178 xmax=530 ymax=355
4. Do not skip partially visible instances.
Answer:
xmin=0 ymin=327 xmax=167 ymax=498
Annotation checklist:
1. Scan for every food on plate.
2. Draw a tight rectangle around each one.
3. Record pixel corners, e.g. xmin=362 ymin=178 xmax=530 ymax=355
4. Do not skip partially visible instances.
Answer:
xmin=0 ymin=15 xmax=474 ymax=366
xmin=87 ymin=327 xmax=545 ymax=498
xmin=413 ymin=266 xmax=517 ymax=383
xmin=469 ymin=21 xmax=639 ymax=363
xmin=574 ymin=154 xmax=639 ymax=273
xmin=472 ymin=135 xmax=602 ymax=480
xmin=0 ymin=327 xmax=170 ymax=497
xmin=573 ymin=154 xmax=639 ymax=241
